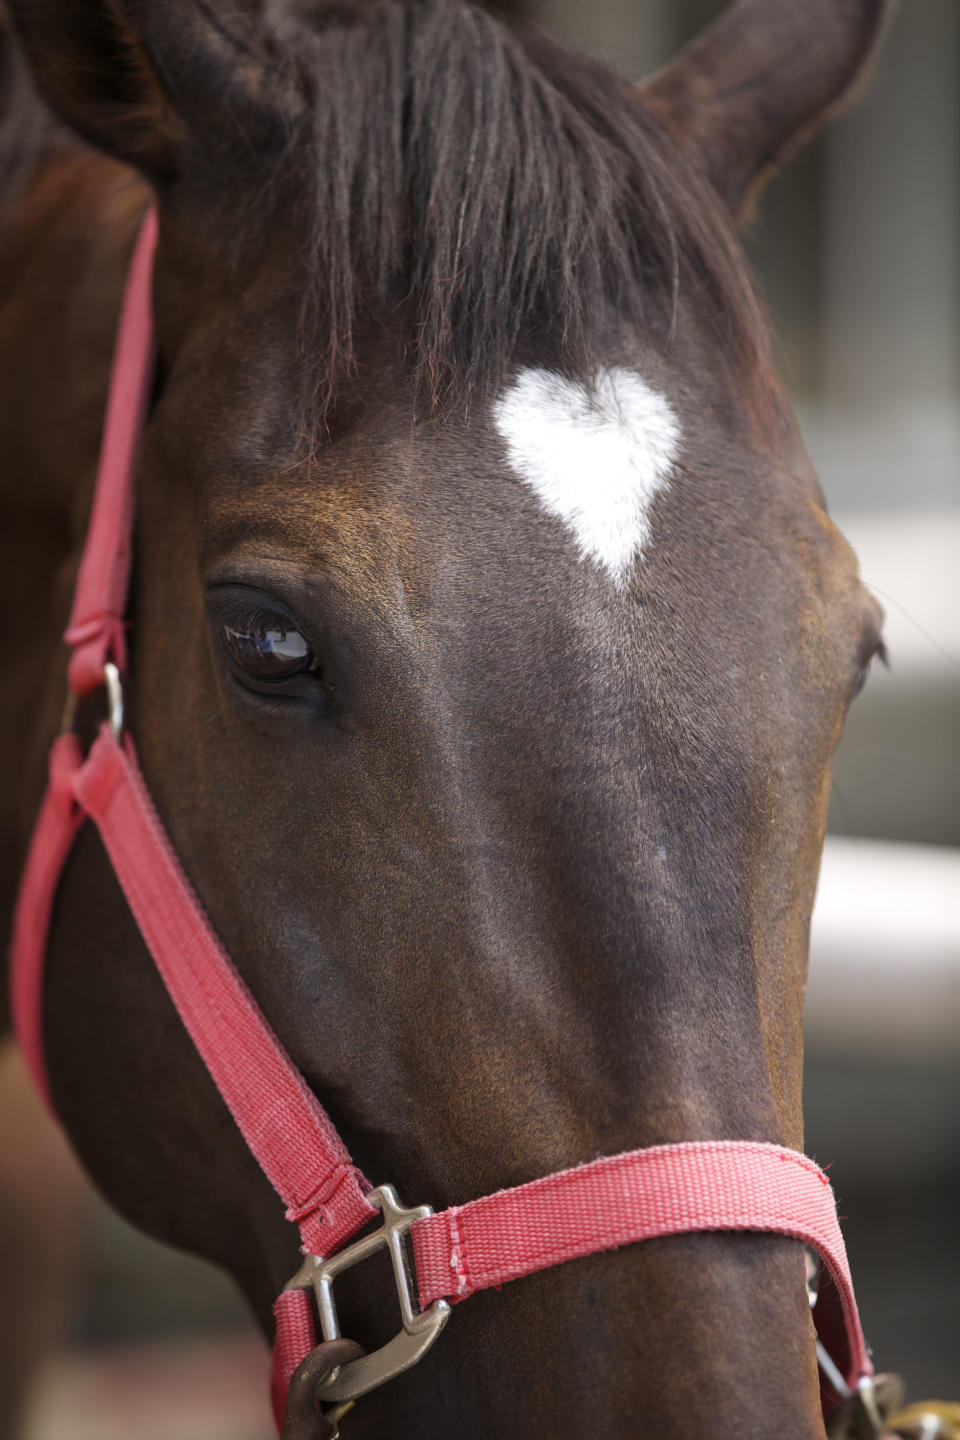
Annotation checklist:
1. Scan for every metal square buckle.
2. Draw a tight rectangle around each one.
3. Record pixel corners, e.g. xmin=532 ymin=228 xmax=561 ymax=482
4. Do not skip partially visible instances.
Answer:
xmin=283 ymin=1184 xmax=451 ymax=1404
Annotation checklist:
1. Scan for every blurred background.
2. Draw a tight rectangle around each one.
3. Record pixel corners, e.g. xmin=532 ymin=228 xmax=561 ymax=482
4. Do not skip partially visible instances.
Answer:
xmin=8 ymin=1 xmax=960 ymax=1435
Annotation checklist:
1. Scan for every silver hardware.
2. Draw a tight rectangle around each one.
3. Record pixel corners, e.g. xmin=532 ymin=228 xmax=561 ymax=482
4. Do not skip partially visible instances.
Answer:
xmin=856 ymin=1376 xmax=887 ymax=1437
xmin=805 ymin=1248 xmax=821 ymax=1309
xmin=60 ymin=689 xmax=78 ymax=735
xmin=59 ymin=663 xmax=123 ymax=738
xmin=104 ymin=661 xmax=124 ymax=739
xmin=811 ymin=1254 xmax=877 ymax=1433
xmin=825 ymin=1372 xmax=894 ymax=1440
xmin=818 ymin=1340 xmax=853 ymax=1403
xmin=283 ymin=1184 xmax=450 ymax=1405
xmin=810 ymin=1252 xmax=857 ymax=1410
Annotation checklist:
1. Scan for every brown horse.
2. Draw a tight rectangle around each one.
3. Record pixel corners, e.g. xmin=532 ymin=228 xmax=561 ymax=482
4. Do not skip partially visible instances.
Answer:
xmin=1 ymin=1 xmax=895 ymax=1436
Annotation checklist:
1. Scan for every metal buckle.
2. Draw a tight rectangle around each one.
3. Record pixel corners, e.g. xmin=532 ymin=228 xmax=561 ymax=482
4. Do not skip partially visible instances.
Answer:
xmin=283 ymin=1184 xmax=451 ymax=1404
xmin=60 ymin=661 xmax=125 ymax=740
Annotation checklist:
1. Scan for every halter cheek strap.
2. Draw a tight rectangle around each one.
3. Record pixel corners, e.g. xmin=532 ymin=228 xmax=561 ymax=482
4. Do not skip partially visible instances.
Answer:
xmin=9 ymin=209 xmax=873 ymax=1435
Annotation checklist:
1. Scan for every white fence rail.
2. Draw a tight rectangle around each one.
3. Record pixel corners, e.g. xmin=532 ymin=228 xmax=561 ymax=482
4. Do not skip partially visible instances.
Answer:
xmin=807 ymin=836 xmax=960 ymax=1058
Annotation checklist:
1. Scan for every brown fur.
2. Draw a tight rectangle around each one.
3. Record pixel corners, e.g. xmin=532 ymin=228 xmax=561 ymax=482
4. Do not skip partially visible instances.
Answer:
xmin=642 ymin=0 xmax=894 ymax=221
xmin=1 ymin=2 xmax=890 ymax=1435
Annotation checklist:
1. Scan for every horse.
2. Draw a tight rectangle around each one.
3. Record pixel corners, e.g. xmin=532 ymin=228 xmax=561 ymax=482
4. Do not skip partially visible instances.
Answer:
xmin=0 ymin=1 xmax=897 ymax=1436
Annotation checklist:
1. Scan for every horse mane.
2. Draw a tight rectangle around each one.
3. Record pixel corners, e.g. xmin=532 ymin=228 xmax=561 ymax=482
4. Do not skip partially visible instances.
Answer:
xmin=0 ymin=0 xmax=772 ymax=424
xmin=282 ymin=0 xmax=772 ymax=418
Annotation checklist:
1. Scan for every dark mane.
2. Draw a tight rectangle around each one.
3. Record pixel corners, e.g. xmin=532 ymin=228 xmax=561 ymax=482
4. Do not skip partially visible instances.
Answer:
xmin=1 ymin=0 xmax=771 ymax=421
xmin=279 ymin=0 xmax=771 ymax=416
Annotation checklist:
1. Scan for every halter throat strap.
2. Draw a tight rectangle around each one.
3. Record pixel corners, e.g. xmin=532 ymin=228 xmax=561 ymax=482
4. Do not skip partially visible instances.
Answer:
xmin=10 ymin=208 xmax=872 ymax=1435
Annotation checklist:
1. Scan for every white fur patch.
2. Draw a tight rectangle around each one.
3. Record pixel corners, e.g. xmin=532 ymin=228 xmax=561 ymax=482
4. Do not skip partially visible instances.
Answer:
xmin=492 ymin=367 xmax=680 ymax=586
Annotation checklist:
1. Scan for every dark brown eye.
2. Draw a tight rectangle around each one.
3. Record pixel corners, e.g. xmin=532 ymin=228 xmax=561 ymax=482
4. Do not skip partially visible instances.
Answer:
xmin=221 ymin=623 xmax=318 ymax=681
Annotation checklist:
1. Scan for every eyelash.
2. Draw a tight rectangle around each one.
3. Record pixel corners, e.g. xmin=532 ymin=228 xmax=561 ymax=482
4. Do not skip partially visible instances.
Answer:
xmin=219 ymin=599 xmax=303 ymax=636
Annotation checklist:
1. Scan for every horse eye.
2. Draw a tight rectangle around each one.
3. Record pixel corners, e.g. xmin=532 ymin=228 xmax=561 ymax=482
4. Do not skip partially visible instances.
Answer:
xmin=220 ymin=623 xmax=318 ymax=681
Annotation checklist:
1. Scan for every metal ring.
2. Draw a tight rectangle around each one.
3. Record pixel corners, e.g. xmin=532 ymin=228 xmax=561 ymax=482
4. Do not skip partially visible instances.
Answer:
xmin=103 ymin=662 xmax=125 ymax=739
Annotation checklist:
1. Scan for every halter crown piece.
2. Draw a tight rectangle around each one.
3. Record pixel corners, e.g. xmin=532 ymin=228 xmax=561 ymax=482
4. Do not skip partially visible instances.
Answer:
xmin=11 ymin=210 xmax=874 ymax=1434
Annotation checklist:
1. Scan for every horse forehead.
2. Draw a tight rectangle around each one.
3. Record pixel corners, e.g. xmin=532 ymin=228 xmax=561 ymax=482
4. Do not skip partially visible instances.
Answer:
xmin=195 ymin=350 xmax=841 ymax=622
xmin=491 ymin=367 xmax=681 ymax=586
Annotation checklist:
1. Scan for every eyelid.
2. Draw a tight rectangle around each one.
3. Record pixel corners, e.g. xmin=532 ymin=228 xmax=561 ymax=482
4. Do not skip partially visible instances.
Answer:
xmin=225 ymin=604 xmax=301 ymax=636
xmin=211 ymin=593 xmax=300 ymax=632
xmin=206 ymin=581 xmax=320 ymax=647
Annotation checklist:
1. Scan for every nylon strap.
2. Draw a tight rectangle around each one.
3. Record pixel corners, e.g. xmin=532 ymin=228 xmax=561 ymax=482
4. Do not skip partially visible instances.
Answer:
xmin=64 ymin=208 xmax=158 ymax=694
xmin=266 ymin=1141 xmax=869 ymax=1426
xmin=73 ymin=726 xmax=377 ymax=1257
xmin=411 ymin=1139 xmax=866 ymax=1378
xmin=8 ymin=206 xmax=873 ymax=1436
xmin=9 ymin=734 xmax=86 ymax=1109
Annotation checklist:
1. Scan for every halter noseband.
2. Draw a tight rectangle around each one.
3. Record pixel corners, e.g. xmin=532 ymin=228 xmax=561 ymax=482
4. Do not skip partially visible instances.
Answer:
xmin=10 ymin=209 xmax=875 ymax=1434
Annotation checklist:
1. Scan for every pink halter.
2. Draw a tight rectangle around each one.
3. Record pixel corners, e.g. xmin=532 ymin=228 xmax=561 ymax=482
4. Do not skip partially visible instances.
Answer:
xmin=10 ymin=209 xmax=872 ymax=1433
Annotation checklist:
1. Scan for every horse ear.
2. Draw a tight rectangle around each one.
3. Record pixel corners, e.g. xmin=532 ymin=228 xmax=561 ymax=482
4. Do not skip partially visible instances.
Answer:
xmin=639 ymin=0 xmax=894 ymax=222
xmin=7 ymin=0 xmax=289 ymax=183
xmin=7 ymin=0 xmax=183 ymax=179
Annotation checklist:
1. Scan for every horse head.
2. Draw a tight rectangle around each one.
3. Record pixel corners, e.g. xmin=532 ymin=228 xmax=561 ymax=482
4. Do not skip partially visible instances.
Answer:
xmin=9 ymin=1 xmax=891 ymax=1434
